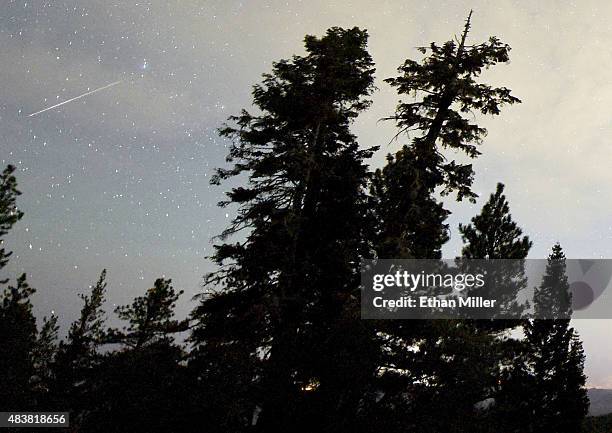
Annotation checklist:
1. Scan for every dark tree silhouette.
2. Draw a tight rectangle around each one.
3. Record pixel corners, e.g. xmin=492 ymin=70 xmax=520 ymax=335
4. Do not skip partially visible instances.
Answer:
xmin=457 ymin=182 xmax=532 ymax=432
xmin=108 ymin=278 xmax=186 ymax=349
xmin=383 ymin=10 xmax=520 ymax=202
xmin=0 ymin=165 xmax=24 ymax=274
xmin=52 ymin=270 xmax=109 ymax=428
xmin=190 ymin=26 xmax=379 ymax=431
xmin=0 ymin=15 xmax=591 ymax=433
xmin=81 ymin=278 xmax=192 ymax=433
xmin=0 ymin=274 xmax=37 ymax=411
xmin=373 ymin=11 xmax=521 ymax=260
xmin=460 ymin=182 xmax=532 ymax=319
xmin=520 ymin=244 xmax=588 ymax=433
xmin=31 ymin=314 xmax=59 ymax=403
xmin=368 ymin=14 xmax=522 ymax=433
xmin=460 ymin=183 xmax=532 ymax=259
xmin=0 ymin=165 xmax=37 ymax=411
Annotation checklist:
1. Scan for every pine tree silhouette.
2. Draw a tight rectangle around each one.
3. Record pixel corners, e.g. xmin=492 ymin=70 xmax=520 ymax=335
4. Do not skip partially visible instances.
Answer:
xmin=190 ymin=27 xmax=378 ymax=431
xmin=520 ymin=244 xmax=588 ymax=432
xmin=81 ymin=278 xmax=191 ymax=433
xmin=457 ymin=182 xmax=532 ymax=432
xmin=0 ymin=165 xmax=37 ymax=411
xmin=369 ymin=14 xmax=522 ymax=432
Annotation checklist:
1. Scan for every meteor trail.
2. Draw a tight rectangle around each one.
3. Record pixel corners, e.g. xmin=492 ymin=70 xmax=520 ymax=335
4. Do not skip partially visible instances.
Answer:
xmin=28 ymin=80 xmax=122 ymax=117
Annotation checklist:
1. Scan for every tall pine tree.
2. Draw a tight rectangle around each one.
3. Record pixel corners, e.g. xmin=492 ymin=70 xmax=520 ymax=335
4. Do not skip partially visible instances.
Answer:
xmin=374 ymin=11 xmax=521 ymax=259
xmin=369 ymin=14 xmax=521 ymax=432
xmin=190 ymin=27 xmax=378 ymax=431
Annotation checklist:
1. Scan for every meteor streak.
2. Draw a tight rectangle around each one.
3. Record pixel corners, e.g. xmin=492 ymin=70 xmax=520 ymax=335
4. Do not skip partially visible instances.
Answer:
xmin=28 ymin=80 xmax=122 ymax=117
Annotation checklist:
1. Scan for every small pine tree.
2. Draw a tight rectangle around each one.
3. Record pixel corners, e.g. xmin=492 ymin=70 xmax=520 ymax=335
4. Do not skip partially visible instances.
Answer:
xmin=456 ymin=183 xmax=532 ymax=431
xmin=31 ymin=314 xmax=59 ymax=402
xmin=53 ymin=270 xmax=109 ymax=425
xmin=459 ymin=182 xmax=532 ymax=319
xmin=81 ymin=278 xmax=190 ymax=433
xmin=109 ymin=278 xmax=186 ymax=349
xmin=460 ymin=183 xmax=532 ymax=259
xmin=521 ymin=244 xmax=588 ymax=432
xmin=59 ymin=270 xmax=108 ymax=369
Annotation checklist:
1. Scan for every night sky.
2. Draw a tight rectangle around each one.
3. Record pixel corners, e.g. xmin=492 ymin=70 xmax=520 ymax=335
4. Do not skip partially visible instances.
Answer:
xmin=3 ymin=0 xmax=612 ymax=386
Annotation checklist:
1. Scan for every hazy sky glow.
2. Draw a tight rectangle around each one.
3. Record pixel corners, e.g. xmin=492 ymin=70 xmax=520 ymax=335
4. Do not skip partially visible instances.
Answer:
xmin=2 ymin=0 xmax=612 ymax=387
